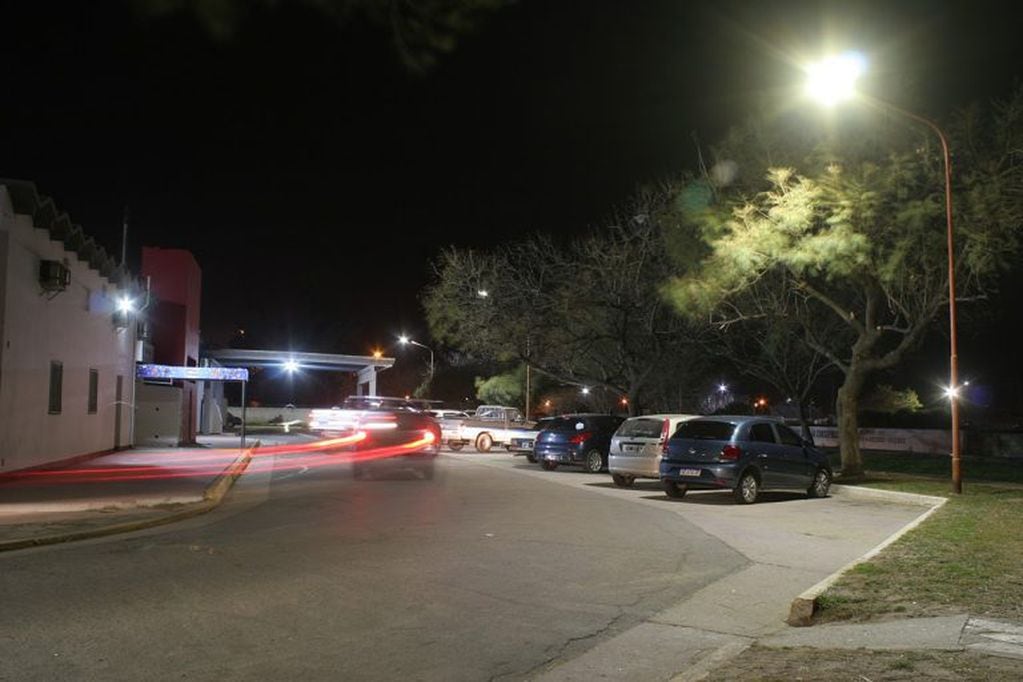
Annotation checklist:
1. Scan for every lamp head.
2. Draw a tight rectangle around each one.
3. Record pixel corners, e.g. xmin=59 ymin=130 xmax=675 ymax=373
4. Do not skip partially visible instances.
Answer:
xmin=805 ymin=52 xmax=866 ymax=107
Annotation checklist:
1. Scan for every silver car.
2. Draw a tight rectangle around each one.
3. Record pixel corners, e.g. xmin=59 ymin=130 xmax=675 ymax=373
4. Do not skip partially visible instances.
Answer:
xmin=608 ymin=414 xmax=699 ymax=487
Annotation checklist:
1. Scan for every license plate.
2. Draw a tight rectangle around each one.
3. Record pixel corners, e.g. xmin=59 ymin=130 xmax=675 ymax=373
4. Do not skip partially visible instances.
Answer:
xmin=518 ymin=440 xmax=534 ymax=449
xmin=623 ymin=444 xmax=641 ymax=453
xmin=679 ymin=468 xmax=701 ymax=477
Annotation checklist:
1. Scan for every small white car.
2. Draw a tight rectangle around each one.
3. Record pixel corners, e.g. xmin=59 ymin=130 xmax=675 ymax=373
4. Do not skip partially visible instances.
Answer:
xmin=607 ymin=414 xmax=699 ymax=487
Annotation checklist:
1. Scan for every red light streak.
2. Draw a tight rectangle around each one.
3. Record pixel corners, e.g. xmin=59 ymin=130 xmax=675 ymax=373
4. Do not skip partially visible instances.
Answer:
xmin=0 ymin=430 xmax=440 ymax=487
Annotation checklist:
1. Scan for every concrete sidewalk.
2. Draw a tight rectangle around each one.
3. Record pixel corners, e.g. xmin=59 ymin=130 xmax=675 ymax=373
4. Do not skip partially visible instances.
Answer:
xmin=0 ymin=435 xmax=254 ymax=551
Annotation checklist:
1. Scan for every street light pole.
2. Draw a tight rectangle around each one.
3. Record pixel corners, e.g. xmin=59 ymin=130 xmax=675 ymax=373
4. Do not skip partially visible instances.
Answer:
xmin=805 ymin=53 xmax=962 ymax=493
xmin=880 ymin=103 xmax=961 ymax=493
xmin=399 ymin=336 xmax=434 ymax=392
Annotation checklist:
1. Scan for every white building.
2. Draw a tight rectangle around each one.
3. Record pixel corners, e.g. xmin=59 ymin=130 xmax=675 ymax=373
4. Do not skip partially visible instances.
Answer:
xmin=0 ymin=181 xmax=138 ymax=472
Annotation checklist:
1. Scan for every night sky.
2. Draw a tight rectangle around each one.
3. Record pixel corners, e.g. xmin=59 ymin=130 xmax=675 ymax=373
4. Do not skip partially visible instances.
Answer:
xmin=4 ymin=0 xmax=1022 ymax=408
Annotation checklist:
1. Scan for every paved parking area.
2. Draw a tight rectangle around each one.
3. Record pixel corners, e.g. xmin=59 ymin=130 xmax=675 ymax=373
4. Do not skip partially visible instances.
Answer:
xmin=443 ymin=451 xmax=934 ymax=679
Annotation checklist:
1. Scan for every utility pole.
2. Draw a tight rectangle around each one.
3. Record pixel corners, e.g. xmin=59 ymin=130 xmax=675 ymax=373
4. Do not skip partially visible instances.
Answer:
xmin=121 ymin=206 xmax=129 ymax=266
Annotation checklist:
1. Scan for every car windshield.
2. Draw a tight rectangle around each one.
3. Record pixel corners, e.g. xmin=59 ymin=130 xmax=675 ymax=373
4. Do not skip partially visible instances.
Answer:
xmin=343 ymin=397 xmax=422 ymax=411
xmin=673 ymin=420 xmax=736 ymax=441
xmin=616 ymin=418 xmax=664 ymax=438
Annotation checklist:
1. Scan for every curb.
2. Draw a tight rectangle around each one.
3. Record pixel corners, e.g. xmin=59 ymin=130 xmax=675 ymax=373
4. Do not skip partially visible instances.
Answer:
xmin=787 ymin=485 xmax=948 ymax=626
xmin=831 ymin=483 xmax=948 ymax=507
xmin=0 ymin=442 xmax=258 ymax=553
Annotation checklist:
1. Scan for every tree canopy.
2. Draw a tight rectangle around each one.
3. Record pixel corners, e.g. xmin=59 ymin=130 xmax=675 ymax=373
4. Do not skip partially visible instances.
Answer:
xmin=665 ymin=89 xmax=1023 ymax=476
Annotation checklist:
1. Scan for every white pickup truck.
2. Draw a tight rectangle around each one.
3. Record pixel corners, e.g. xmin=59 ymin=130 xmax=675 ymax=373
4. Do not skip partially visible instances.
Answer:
xmin=443 ymin=405 xmax=535 ymax=452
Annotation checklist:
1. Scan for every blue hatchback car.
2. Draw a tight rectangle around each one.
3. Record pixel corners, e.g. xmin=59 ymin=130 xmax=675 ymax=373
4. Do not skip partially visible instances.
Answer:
xmin=534 ymin=414 xmax=626 ymax=473
xmin=659 ymin=416 xmax=832 ymax=504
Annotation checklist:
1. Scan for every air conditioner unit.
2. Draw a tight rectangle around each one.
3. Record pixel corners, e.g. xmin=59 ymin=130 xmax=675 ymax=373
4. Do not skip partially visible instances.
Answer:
xmin=39 ymin=260 xmax=71 ymax=293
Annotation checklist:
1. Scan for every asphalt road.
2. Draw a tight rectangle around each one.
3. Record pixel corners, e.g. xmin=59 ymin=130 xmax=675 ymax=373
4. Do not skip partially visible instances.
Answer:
xmin=0 ymin=440 xmax=925 ymax=681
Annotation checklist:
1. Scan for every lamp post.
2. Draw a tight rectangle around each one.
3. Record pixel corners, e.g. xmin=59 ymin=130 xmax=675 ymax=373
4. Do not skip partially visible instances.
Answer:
xmin=806 ymin=52 xmax=962 ymax=493
xmin=398 ymin=335 xmax=435 ymax=390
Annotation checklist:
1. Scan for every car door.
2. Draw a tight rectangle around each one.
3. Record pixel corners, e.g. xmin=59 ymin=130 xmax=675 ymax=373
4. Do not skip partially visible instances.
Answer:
xmin=773 ymin=423 xmax=816 ymax=487
xmin=746 ymin=421 xmax=785 ymax=488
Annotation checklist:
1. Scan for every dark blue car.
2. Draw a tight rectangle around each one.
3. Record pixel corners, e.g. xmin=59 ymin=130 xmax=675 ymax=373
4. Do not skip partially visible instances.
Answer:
xmin=659 ymin=416 xmax=832 ymax=504
xmin=534 ymin=414 xmax=626 ymax=473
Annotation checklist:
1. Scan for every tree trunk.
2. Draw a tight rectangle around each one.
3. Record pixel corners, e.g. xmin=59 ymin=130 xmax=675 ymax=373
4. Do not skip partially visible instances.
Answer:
xmin=835 ymin=366 xmax=866 ymax=479
xmin=796 ymin=400 xmax=811 ymax=441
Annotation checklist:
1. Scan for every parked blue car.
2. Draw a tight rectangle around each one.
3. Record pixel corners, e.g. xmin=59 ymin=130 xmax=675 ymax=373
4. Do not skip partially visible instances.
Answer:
xmin=534 ymin=414 xmax=626 ymax=473
xmin=659 ymin=416 xmax=832 ymax=504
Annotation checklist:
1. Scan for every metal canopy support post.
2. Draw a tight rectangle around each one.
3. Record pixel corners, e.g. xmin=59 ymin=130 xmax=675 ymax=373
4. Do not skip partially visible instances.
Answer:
xmin=240 ymin=380 xmax=247 ymax=450
xmin=357 ymin=365 xmax=378 ymax=397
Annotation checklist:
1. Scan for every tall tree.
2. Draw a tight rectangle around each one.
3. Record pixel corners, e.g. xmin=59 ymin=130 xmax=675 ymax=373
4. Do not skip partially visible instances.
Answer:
xmin=666 ymin=91 xmax=1023 ymax=477
xmin=424 ymin=188 xmax=708 ymax=414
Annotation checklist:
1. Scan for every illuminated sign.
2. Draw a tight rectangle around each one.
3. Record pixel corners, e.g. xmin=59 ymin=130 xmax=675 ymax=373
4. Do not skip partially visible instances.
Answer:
xmin=137 ymin=364 xmax=249 ymax=381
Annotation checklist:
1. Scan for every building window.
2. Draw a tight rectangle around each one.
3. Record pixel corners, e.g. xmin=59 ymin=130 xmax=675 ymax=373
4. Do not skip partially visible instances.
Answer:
xmin=48 ymin=361 xmax=63 ymax=414
xmin=88 ymin=369 xmax=99 ymax=414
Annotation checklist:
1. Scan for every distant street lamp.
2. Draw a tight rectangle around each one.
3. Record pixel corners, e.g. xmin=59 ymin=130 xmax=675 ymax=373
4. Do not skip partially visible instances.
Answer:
xmin=805 ymin=52 xmax=962 ymax=493
xmin=398 ymin=335 xmax=435 ymax=389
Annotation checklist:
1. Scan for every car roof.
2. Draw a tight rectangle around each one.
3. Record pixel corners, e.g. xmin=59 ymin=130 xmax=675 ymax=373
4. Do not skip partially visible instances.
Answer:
xmin=688 ymin=415 xmax=783 ymax=423
xmin=624 ymin=413 xmax=699 ymax=420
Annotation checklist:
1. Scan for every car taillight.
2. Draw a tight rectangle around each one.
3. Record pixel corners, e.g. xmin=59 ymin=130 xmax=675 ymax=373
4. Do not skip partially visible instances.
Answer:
xmin=569 ymin=432 xmax=592 ymax=445
xmin=659 ymin=418 xmax=670 ymax=453
xmin=721 ymin=445 xmax=742 ymax=461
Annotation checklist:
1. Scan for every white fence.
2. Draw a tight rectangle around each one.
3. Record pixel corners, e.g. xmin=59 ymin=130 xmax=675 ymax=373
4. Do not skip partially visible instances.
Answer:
xmin=809 ymin=427 xmax=952 ymax=454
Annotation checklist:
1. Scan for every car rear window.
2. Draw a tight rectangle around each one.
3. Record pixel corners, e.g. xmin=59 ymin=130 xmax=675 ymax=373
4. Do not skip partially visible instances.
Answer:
xmin=547 ymin=417 xmax=590 ymax=432
xmin=673 ymin=420 xmax=736 ymax=441
xmin=617 ymin=418 xmax=664 ymax=438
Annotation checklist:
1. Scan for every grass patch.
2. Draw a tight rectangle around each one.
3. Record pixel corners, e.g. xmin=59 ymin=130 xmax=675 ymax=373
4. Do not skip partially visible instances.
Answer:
xmin=826 ymin=448 xmax=1023 ymax=484
xmin=819 ymin=478 xmax=1023 ymax=623
xmin=707 ymin=646 xmax=1023 ymax=681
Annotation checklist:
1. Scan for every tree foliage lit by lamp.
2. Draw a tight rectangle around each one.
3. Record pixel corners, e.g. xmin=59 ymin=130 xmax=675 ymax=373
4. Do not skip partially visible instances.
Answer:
xmin=805 ymin=51 xmax=963 ymax=493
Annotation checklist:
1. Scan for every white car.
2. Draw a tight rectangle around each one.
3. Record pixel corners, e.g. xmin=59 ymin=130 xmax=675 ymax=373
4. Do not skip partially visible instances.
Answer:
xmin=607 ymin=414 xmax=699 ymax=487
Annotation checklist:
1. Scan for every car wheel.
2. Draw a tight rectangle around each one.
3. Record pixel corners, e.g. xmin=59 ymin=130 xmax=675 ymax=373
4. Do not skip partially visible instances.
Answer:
xmin=475 ymin=433 xmax=493 ymax=453
xmin=583 ymin=449 xmax=604 ymax=473
xmin=807 ymin=468 xmax=832 ymax=498
xmin=612 ymin=473 xmax=635 ymax=488
xmin=448 ymin=441 xmax=464 ymax=452
xmin=526 ymin=452 xmax=537 ymax=464
xmin=541 ymin=460 xmax=557 ymax=471
xmin=734 ymin=471 xmax=759 ymax=504
xmin=662 ymin=479 xmax=687 ymax=499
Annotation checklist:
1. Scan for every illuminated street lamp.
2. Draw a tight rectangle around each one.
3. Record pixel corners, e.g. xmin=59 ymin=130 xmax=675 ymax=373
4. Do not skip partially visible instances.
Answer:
xmin=805 ymin=53 xmax=963 ymax=493
xmin=477 ymin=289 xmax=489 ymax=298
xmin=283 ymin=359 xmax=299 ymax=373
xmin=398 ymin=335 xmax=435 ymax=388
xmin=116 ymin=296 xmax=135 ymax=314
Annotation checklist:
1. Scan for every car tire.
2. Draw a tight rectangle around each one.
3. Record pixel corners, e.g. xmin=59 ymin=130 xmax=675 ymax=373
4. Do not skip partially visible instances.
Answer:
xmin=526 ymin=452 xmax=537 ymax=464
xmin=583 ymin=449 xmax=604 ymax=473
xmin=541 ymin=460 xmax=557 ymax=471
xmin=734 ymin=471 xmax=759 ymax=504
xmin=475 ymin=433 xmax=493 ymax=453
xmin=448 ymin=441 xmax=464 ymax=451
xmin=807 ymin=468 xmax=832 ymax=498
xmin=612 ymin=473 xmax=635 ymax=487
xmin=662 ymin=479 xmax=687 ymax=499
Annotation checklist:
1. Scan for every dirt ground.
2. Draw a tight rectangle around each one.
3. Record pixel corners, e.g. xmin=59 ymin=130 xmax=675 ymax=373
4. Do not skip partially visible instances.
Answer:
xmin=705 ymin=645 xmax=1023 ymax=681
